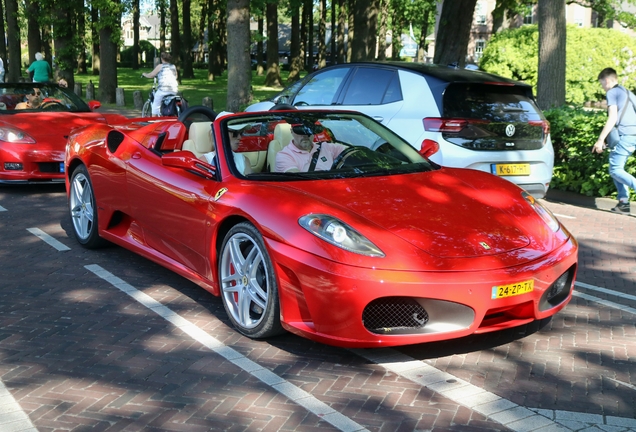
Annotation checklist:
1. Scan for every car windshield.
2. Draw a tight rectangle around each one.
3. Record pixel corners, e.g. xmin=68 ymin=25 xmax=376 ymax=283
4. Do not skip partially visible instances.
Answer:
xmin=220 ymin=111 xmax=436 ymax=180
xmin=0 ymin=83 xmax=90 ymax=113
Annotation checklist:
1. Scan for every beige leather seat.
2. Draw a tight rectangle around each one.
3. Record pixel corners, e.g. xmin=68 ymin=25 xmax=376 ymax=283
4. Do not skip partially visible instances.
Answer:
xmin=182 ymin=121 xmax=213 ymax=160
xmin=267 ymin=123 xmax=292 ymax=172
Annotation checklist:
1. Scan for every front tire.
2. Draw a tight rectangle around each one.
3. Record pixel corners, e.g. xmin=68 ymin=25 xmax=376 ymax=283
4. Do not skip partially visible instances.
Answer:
xmin=141 ymin=100 xmax=152 ymax=117
xmin=69 ymin=165 xmax=106 ymax=249
xmin=219 ymin=222 xmax=284 ymax=339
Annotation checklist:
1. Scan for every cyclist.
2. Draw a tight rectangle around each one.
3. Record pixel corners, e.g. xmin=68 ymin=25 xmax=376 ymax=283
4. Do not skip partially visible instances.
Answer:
xmin=142 ymin=52 xmax=179 ymax=116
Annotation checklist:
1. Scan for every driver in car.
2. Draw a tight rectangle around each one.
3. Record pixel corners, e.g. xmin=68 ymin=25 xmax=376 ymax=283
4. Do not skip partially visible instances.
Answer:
xmin=15 ymin=88 xmax=43 ymax=110
xmin=275 ymin=122 xmax=346 ymax=173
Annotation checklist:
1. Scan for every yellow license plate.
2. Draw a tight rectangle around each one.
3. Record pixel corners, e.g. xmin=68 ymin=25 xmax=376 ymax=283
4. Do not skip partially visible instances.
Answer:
xmin=493 ymin=163 xmax=531 ymax=176
xmin=491 ymin=280 xmax=534 ymax=299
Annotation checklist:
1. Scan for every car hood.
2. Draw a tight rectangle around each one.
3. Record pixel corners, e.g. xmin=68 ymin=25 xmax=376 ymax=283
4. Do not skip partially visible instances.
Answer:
xmin=1 ymin=112 xmax=126 ymax=145
xmin=279 ymin=169 xmax=539 ymax=259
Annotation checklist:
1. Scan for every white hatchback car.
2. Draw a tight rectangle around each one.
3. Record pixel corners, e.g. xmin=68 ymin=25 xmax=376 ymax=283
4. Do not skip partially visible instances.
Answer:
xmin=247 ymin=62 xmax=554 ymax=198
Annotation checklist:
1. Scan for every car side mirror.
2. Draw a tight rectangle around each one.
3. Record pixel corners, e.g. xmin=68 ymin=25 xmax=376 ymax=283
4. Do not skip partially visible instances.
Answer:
xmin=88 ymin=100 xmax=101 ymax=111
xmin=162 ymin=151 xmax=216 ymax=179
xmin=278 ymin=95 xmax=289 ymax=104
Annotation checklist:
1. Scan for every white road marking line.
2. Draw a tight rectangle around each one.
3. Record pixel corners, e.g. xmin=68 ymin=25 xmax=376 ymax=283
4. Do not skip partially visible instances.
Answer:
xmin=575 ymin=281 xmax=636 ymax=303
xmin=553 ymin=213 xmax=576 ymax=219
xmin=26 ymin=228 xmax=70 ymax=252
xmin=0 ymin=204 xmax=7 ymax=212
xmin=353 ymin=347 xmax=636 ymax=432
xmin=573 ymin=291 xmax=636 ymax=317
xmin=85 ymin=264 xmax=368 ymax=432
xmin=351 ymin=348 xmax=560 ymax=432
xmin=607 ymin=378 xmax=636 ymax=392
xmin=0 ymin=379 xmax=38 ymax=431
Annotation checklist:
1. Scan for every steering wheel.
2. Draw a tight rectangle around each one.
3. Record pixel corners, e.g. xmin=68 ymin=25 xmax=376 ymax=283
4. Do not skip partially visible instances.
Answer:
xmin=331 ymin=146 xmax=363 ymax=170
xmin=178 ymin=105 xmax=218 ymax=129
xmin=40 ymin=99 xmax=65 ymax=110
xmin=294 ymin=101 xmax=309 ymax=106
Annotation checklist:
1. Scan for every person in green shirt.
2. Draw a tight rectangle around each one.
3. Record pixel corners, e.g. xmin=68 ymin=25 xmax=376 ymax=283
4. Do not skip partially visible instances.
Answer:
xmin=27 ymin=53 xmax=51 ymax=83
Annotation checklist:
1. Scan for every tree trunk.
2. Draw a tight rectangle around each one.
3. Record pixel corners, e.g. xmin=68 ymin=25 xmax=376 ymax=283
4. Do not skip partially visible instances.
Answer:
xmin=265 ymin=2 xmax=281 ymax=87
xmin=91 ymin=5 xmax=100 ymax=74
xmin=318 ymin=0 xmax=326 ymax=69
xmin=288 ymin=10 xmax=302 ymax=82
xmin=351 ymin=0 xmax=370 ymax=61
xmin=182 ymin=0 xmax=195 ymax=78
xmin=53 ymin=5 xmax=75 ymax=88
xmin=25 ymin=0 xmax=41 ymax=64
xmin=330 ymin=0 xmax=336 ymax=65
xmin=5 ymin=0 xmax=22 ymax=81
xmin=226 ymin=0 xmax=251 ymax=111
xmin=433 ymin=0 xmax=477 ymax=67
xmin=306 ymin=0 xmax=314 ymax=71
xmin=367 ymin=0 xmax=378 ymax=59
xmin=257 ymin=17 xmax=264 ymax=75
xmin=537 ymin=0 xmax=566 ymax=110
xmin=170 ymin=0 xmax=182 ymax=69
xmin=417 ymin=8 xmax=431 ymax=63
xmin=160 ymin=0 xmax=166 ymax=52
xmin=207 ymin=0 xmax=220 ymax=79
xmin=346 ymin=0 xmax=354 ymax=62
xmin=491 ymin=0 xmax=505 ymax=33
xmin=0 ymin=0 xmax=6 ymax=75
xmin=197 ymin=0 xmax=208 ymax=63
xmin=132 ymin=0 xmax=140 ymax=69
xmin=337 ymin=0 xmax=345 ymax=64
xmin=377 ymin=0 xmax=387 ymax=60
xmin=77 ymin=5 xmax=88 ymax=73
xmin=300 ymin=1 xmax=307 ymax=69
xmin=99 ymin=26 xmax=119 ymax=103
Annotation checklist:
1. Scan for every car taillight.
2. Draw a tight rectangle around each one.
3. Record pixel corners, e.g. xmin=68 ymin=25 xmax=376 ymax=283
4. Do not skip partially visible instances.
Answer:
xmin=528 ymin=120 xmax=550 ymax=135
xmin=423 ymin=118 xmax=489 ymax=133
xmin=424 ymin=118 xmax=466 ymax=133
xmin=419 ymin=139 xmax=440 ymax=158
xmin=528 ymin=120 xmax=550 ymax=146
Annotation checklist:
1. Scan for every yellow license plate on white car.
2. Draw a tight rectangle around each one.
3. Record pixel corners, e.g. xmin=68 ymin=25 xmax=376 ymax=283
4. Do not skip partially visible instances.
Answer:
xmin=492 ymin=163 xmax=530 ymax=176
xmin=491 ymin=280 xmax=534 ymax=299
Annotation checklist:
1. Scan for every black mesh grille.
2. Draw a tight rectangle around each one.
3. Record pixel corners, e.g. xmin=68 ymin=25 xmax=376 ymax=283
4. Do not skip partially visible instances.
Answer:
xmin=363 ymin=297 xmax=429 ymax=334
xmin=39 ymin=162 xmax=63 ymax=173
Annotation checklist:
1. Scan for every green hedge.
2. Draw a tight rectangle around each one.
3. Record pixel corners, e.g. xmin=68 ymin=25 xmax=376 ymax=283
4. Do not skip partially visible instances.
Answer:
xmin=480 ymin=25 xmax=636 ymax=105
xmin=546 ymin=106 xmax=636 ymax=200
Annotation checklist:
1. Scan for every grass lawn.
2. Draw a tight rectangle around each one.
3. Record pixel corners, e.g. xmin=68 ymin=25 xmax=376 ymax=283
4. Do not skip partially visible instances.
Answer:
xmin=73 ymin=67 xmax=304 ymax=113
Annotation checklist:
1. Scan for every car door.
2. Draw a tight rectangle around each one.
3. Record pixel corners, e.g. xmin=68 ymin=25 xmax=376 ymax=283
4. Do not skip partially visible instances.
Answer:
xmin=333 ymin=66 xmax=404 ymax=126
xmin=124 ymin=144 xmax=216 ymax=278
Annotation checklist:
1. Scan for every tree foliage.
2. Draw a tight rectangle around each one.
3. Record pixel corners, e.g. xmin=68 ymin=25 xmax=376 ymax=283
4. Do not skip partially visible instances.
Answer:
xmin=480 ymin=24 xmax=636 ymax=104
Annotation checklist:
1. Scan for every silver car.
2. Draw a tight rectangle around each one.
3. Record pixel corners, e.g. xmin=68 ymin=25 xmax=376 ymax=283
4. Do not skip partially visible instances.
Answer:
xmin=247 ymin=62 xmax=554 ymax=198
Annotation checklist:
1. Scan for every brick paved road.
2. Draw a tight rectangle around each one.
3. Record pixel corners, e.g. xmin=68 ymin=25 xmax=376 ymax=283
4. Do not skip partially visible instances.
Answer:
xmin=0 ymin=184 xmax=634 ymax=432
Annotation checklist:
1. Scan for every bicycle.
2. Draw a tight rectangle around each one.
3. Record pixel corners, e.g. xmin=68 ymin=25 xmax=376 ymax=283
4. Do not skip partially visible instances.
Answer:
xmin=141 ymin=77 xmax=188 ymax=117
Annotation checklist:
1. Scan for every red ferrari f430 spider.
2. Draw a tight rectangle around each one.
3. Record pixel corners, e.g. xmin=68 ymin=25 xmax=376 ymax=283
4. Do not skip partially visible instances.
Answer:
xmin=65 ymin=106 xmax=578 ymax=348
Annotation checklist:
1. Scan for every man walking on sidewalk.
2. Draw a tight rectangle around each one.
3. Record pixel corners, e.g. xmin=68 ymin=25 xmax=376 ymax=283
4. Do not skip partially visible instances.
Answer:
xmin=592 ymin=67 xmax=636 ymax=214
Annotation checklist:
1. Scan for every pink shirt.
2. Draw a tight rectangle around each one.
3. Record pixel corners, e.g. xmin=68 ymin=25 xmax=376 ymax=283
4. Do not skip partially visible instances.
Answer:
xmin=275 ymin=141 xmax=346 ymax=173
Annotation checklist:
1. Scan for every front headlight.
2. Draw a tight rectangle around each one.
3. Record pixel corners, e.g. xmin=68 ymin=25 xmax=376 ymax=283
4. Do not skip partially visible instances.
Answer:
xmin=522 ymin=191 xmax=559 ymax=232
xmin=299 ymin=214 xmax=385 ymax=257
xmin=0 ymin=126 xmax=36 ymax=144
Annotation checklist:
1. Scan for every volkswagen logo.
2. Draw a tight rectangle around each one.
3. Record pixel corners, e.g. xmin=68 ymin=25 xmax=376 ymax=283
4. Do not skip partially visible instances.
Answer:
xmin=505 ymin=124 xmax=516 ymax=137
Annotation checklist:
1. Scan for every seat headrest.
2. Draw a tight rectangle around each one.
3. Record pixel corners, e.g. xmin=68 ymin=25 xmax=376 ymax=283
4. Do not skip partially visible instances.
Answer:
xmin=273 ymin=123 xmax=292 ymax=145
xmin=188 ymin=121 xmax=213 ymax=153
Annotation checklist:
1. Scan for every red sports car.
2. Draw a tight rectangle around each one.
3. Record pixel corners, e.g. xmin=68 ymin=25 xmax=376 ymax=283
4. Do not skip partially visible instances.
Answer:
xmin=0 ymin=82 xmax=128 ymax=184
xmin=65 ymin=106 xmax=578 ymax=348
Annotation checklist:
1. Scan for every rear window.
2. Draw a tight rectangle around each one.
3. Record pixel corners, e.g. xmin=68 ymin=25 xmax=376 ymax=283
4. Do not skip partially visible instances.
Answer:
xmin=444 ymin=83 xmax=542 ymax=123
xmin=441 ymin=83 xmax=547 ymax=151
